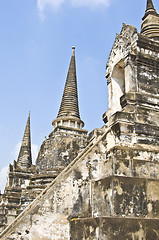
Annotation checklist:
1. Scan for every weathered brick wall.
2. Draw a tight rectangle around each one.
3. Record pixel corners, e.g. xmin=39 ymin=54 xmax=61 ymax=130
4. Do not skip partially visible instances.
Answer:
xmin=36 ymin=126 xmax=88 ymax=172
xmin=1 ymin=22 xmax=159 ymax=240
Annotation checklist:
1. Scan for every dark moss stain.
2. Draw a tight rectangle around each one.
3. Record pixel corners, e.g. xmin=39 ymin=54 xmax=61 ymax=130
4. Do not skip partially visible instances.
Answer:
xmin=152 ymin=200 xmax=159 ymax=216
xmin=70 ymin=218 xmax=100 ymax=240
xmin=114 ymin=178 xmax=148 ymax=217
xmin=25 ymin=230 xmax=29 ymax=234
xmin=146 ymin=229 xmax=158 ymax=240
xmin=73 ymin=170 xmax=82 ymax=180
xmin=72 ymin=194 xmax=83 ymax=214
xmin=70 ymin=217 xmax=159 ymax=239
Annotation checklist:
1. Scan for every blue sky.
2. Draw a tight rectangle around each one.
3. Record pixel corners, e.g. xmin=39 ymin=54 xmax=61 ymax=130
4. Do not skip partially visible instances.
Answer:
xmin=0 ymin=0 xmax=158 ymax=192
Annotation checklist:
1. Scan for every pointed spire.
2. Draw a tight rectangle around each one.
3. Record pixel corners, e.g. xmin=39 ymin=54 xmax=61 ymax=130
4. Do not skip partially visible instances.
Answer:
xmin=146 ymin=0 xmax=155 ymax=11
xmin=57 ymin=47 xmax=80 ymax=119
xmin=52 ymin=47 xmax=84 ymax=129
xmin=142 ymin=0 xmax=157 ymax=20
xmin=17 ymin=112 xmax=32 ymax=169
xmin=141 ymin=0 xmax=159 ymax=41
xmin=142 ymin=0 xmax=158 ymax=20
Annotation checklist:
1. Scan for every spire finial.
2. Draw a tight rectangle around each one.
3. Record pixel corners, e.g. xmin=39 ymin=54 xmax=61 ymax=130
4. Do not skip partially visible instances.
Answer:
xmin=52 ymin=47 xmax=84 ymax=129
xmin=57 ymin=47 xmax=80 ymax=119
xmin=141 ymin=0 xmax=159 ymax=41
xmin=146 ymin=0 xmax=155 ymax=11
xmin=17 ymin=112 xmax=32 ymax=169
xmin=72 ymin=46 xmax=75 ymax=56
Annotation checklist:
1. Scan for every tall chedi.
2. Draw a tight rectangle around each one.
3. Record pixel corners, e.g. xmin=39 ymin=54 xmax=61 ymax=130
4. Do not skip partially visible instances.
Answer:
xmin=52 ymin=47 xmax=84 ymax=130
xmin=2 ymin=1 xmax=159 ymax=239
xmin=6 ymin=112 xmax=33 ymax=190
xmin=0 ymin=113 xmax=34 ymax=234
xmin=17 ymin=112 xmax=32 ymax=169
xmin=36 ymin=47 xmax=88 ymax=174
xmin=0 ymin=48 xmax=88 ymax=236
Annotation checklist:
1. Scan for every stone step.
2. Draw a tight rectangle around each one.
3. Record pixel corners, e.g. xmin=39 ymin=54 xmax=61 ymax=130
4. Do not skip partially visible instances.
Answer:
xmin=31 ymin=179 xmax=53 ymax=185
xmin=70 ymin=217 xmax=159 ymax=239
xmin=27 ymin=184 xmax=46 ymax=189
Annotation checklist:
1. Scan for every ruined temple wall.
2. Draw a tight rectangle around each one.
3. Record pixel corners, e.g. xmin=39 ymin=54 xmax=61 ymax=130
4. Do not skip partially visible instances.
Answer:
xmin=70 ymin=217 xmax=159 ymax=240
xmin=1 ymin=22 xmax=159 ymax=240
xmin=1 ymin=122 xmax=159 ymax=239
xmin=0 ymin=130 xmax=109 ymax=239
xmin=36 ymin=126 xmax=88 ymax=172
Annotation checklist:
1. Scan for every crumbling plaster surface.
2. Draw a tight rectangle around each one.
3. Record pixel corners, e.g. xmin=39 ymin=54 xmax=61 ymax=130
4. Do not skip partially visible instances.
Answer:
xmin=36 ymin=127 xmax=88 ymax=172
xmin=92 ymin=176 xmax=159 ymax=218
xmin=1 ymin=123 xmax=159 ymax=239
xmin=0 ymin=127 xmax=109 ymax=239
xmin=70 ymin=217 xmax=159 ymax=240
xmin=105 ymin=23 xmax=159 ymax=123
xmin=1 ymin=23 xmax=159 ymax=240
xmin=106 ymin=24 xmax=138 ymax=77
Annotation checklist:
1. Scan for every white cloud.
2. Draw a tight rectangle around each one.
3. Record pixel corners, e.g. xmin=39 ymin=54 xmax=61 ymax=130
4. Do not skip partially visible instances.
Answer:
xmin=37 ymin=0 xmax=66 ymax=20
xmin=37 ymin=0 xmax=110 ymax=20
xmin=38 ymin=0 xmax=66 ymax=10
xmin=0 ymin=165 xmax=8 ymax=193
xmin=71 ymin=0 xmax=110 ymax=8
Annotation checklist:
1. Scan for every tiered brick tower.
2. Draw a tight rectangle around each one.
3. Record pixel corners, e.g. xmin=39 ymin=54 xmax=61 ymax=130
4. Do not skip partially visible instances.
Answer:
xmin=141 ymin=0 xmax=159 ymax=41
xmin=17 ymin=112 xmax=32 ymax=169
xmin=35 ymin=47 xmax=88 ymax=173
xmin=0 ymin=113 xmax=35 ymax=233
xmin=52 ymin=46 xmax=84 ymax=130
xmin=0 ymin=47 xmax=88 ymax=235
